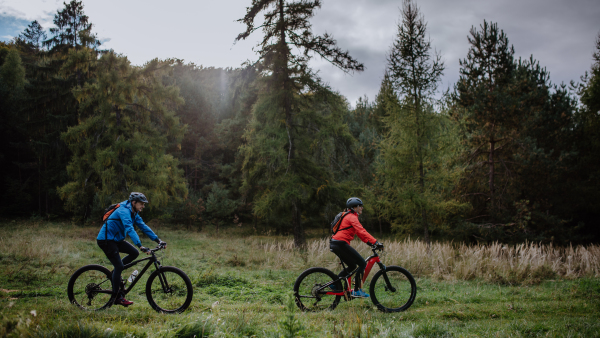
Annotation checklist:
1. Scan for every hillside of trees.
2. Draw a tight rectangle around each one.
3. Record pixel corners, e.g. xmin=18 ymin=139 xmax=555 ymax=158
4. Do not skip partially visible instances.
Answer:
xmin=1 ymin=0 xmax=599 ymax=246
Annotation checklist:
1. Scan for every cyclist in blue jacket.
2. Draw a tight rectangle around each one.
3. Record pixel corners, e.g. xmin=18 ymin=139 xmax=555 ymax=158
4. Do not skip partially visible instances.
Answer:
xmin=97 ymin=192 xmax=166 ymax=306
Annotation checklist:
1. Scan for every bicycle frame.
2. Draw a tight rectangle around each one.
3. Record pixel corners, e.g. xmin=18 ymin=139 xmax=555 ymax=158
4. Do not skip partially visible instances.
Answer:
xmin=95 ymin=250 xmax=163 ymax=296
xmin=322 ymin=248 xmax=395 ymax=298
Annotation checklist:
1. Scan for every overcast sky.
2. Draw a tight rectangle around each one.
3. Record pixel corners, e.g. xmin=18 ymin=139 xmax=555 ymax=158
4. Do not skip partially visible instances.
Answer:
xmin=1 ymin=0 xmax=598 ymax=106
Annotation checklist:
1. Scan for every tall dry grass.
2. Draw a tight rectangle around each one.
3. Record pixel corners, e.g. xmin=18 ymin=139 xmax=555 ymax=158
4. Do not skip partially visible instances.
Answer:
xmin=1 ymin=222 xmax=598 ymax=284
xmin=254 ymin=238 xmax=600 ymax=284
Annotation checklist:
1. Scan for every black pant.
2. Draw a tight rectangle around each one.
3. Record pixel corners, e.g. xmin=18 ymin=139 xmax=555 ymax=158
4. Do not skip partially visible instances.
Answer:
xmin=330 ymin=240 xmax=366 ymax=291
xmin=97 ymin=240 xmax=139 ymax=297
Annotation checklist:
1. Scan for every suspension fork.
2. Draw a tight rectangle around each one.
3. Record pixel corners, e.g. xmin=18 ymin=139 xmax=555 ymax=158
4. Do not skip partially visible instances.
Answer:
xmin=153 ymin=260 xmax=170 ymax=293
xmin=377 ymin=262 xmax=397 ymax=292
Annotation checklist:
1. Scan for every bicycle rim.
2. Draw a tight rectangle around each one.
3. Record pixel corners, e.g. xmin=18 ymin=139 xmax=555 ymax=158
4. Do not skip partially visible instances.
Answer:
xmin=67 ymin=265 xmax=114 ymax=311
xmin=293 ymin=267 xmax=342 ymax=312
xmin=146 ymin=266 xmax=193 ymax=314
xmin=369 ymin=266 xmax=416 ymax=312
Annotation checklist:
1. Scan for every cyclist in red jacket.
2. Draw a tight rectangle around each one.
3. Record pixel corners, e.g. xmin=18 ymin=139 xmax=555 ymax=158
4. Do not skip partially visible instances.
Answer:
xmin=330 ymin=197 xmax=383 ymax=298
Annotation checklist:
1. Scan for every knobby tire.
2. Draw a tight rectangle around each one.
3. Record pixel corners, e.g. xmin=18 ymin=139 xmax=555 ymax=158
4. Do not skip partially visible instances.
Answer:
xmin=67 ymin=264 xmax=115 ymax=311
xmin=145 ymin=266 xmax=193 ymax=314
xmin=369 ymin=265 xmax=416 ymax=313
xmin=293 ymin=267 xmax=343 ymax=312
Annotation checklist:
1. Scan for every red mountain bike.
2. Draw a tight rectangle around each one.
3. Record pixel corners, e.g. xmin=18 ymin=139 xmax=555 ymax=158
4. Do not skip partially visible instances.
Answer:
xmin=293 ymin=246 xmax=416 ymax=312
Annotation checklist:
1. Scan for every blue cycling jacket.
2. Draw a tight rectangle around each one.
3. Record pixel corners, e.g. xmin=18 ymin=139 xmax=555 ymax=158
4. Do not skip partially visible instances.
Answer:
xmin=96 ymin=200 xmax=158 ymax=247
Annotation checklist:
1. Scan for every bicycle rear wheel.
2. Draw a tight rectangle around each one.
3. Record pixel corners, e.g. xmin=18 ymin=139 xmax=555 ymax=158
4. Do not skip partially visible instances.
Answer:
xmin=146 ymin=266 xmax=193 ymax=314
xmin=67 ymin=264 xmax=115 ymax=311
xmin=293 ymin=267 xmax=343 ymax=312
xmin=369 ymin=265 xmax=416 ymax=312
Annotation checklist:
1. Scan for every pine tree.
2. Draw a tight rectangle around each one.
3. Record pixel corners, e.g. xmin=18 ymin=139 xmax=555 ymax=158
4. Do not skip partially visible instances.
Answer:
xmin=378 ymin=0 xmax=465 ymax=247
xmin=453 ymin=20 xmax=521 ymax=223
xmin=44 ymin=0 xmax=100 ymax=52
xmin=17 ymin=21 xmax=47 ymax=51
xmin=12 ymin=0 xmax=102 ymax=217
xmin=58 ymin=51 xmax=187 ymax=220
xmin=0 ymin=47 xmax=32 ymax=214
xmin=235 ymin=0 xmax=363 ymax=247
xmin=569 ymin=32 xmax=600 ymax=241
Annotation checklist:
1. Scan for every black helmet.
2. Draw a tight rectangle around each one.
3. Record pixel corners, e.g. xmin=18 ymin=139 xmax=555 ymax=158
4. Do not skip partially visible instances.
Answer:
xmin=129 ymin=192 xmax=149 ymax=203
xmin=346 ymin=197 xmax=363 ymax=209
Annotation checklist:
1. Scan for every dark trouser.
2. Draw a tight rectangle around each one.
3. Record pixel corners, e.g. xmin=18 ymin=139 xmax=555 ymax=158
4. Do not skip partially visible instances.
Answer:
xmin=97 ymin=240 xmax=139 ymax=297
xmin=330 ymin=240 xmax=366 ymax=291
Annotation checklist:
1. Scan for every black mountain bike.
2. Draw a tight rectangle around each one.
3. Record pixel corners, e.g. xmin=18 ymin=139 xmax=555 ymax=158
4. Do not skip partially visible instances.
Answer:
xmin=294 ymin=246 xmax=416 ymax=313
xmin=67 ymin=244 xmax=192 ymax=313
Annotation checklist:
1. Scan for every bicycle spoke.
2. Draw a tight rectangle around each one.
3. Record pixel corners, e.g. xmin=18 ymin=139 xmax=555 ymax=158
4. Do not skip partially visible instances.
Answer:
xmin=370 ymin=266 xmax=416 ymax=312
xmin=293 ymin=267 xmax=342 ymax=312
xmin=146 ymin=267 xmax=192 ymax=314
xmin=68 ymin=265 xmax=114 ymax=311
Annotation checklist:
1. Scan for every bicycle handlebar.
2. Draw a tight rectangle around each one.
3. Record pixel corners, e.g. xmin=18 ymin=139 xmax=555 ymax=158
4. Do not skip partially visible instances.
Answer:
xmin=150 ymin=243 xmax=166 ymax=253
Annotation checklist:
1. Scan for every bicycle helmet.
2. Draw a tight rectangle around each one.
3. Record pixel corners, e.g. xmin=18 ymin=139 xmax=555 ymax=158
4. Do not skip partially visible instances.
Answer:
xmin=346 ymin=197 xmax=363 ymax=209
xmin=129 ymin=192 xmax=149 ymax=204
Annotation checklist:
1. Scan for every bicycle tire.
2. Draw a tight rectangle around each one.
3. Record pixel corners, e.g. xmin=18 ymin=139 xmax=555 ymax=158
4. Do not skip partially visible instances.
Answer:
xmin=369 ymin=265 xmax=416 ymax=312
xmin=145 ymin=266 xmax=193 ymax=314
xmin=67 ymin=264 xmax=115 ymax=311
xmin=293 ymin=267 xmax=343 ymax=312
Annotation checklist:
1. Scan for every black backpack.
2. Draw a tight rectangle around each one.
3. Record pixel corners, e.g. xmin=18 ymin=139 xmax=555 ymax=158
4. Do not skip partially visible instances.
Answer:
xmin=330 ymin=211 xmax=352 ymax=235
xmin=102 ymin=203 xmax=121 ymax=223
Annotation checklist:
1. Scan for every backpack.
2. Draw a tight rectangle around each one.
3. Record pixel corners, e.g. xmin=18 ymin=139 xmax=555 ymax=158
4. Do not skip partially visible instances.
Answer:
xmin=102 ymin=203 xmax=121 ymax=223
xmin=330 ymin=211 xmax=352 ymax=236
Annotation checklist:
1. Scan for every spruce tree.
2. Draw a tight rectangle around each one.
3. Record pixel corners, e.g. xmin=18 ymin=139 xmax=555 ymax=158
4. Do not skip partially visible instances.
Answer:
xmin=235 ymin=0 xmax=363 ymax=247
xmin=378 ymin=0 xmax=465 ymax=247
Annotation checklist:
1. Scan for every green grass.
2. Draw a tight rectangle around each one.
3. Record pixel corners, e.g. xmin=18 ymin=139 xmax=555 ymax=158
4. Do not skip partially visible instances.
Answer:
xmin=1 ymin=221 xmax=599 ymax=337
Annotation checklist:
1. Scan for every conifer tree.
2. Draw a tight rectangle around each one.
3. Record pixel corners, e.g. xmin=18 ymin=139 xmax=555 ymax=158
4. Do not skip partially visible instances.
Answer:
xmin=235 ymin=0 xmax=363 ymax=247
xmin=453 ymin=21 xmax=520 ymax=223
xmin=569 ymin=32 xmax=600 ymax=240
xmin=58 ymin=51 xmax=187 ymax=220
xmin=378 ymin=0 xmax=465 ymax=247
xmin=17 ymin=21 xmax=47 ymax=51
xmin=0 ymin=47 xmax=31 ymax=214
xmin=13 ymin=0 xmax=102 ymax=217
xmin=44 ymin=0 xmax=100 ymax=51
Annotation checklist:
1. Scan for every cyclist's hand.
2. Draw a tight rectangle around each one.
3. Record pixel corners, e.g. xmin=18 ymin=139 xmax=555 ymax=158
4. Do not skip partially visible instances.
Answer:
xmin=140 ymin=246 xmax=150 ymax=254
xmin=155 ymin=238 xmax=167 ymax=249
xmin=371 ymin=241 xmax=384 ymax=250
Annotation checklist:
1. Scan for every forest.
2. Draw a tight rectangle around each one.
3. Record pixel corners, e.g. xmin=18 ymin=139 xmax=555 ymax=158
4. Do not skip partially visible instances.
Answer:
xmin=1 ymin=0 xmax=599 ymax=247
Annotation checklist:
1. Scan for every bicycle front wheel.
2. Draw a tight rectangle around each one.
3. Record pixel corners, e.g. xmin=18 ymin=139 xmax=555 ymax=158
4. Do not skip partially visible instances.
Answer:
xmin=369 ymin=265 xmax=416 ymax=312
xmin=67 ymin=264 xmax=115 ymax=311
xmin=293 ymin=267 xmax=343 ymax=312
xmin=146 ymin=266 xmax=193 ymax=314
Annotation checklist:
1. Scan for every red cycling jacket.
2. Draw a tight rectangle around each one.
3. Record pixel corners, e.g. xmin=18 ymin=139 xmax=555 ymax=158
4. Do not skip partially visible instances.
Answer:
xmin=331 ymin=210 xmax=377 ymax=245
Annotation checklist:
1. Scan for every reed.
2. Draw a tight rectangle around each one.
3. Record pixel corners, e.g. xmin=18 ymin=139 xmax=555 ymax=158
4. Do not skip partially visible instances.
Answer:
xmin=255 ymin=238 xmax=600 ymax=284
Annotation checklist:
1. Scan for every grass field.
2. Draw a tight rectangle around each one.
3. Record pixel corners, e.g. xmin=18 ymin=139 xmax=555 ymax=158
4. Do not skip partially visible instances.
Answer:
xmin=1 ymin=221 xmax=599 ymax=337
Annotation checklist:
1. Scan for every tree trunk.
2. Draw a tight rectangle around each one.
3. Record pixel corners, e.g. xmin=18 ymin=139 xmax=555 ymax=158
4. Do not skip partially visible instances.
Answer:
xmin=419 ymin=159 xmax=430 ymax=250
xmin=489 ymin=136 xmax=495 ymax=215
xmin=277 ymin=0 xmax=305 ymax=248
xmin=415 ymin=95 xmax=430 ymax=250
xmin=292 ymin=200 xmax=306 ymax=248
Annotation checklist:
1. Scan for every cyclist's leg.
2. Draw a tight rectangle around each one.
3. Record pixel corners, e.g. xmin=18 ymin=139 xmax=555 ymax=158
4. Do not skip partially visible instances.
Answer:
xmin=116 ymin=240 xmax=139 ymax=266
xmin=97 ymin=240 xmax=124 ymax=297
xmin=330 ymin=240 xmax=366 ymax=290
